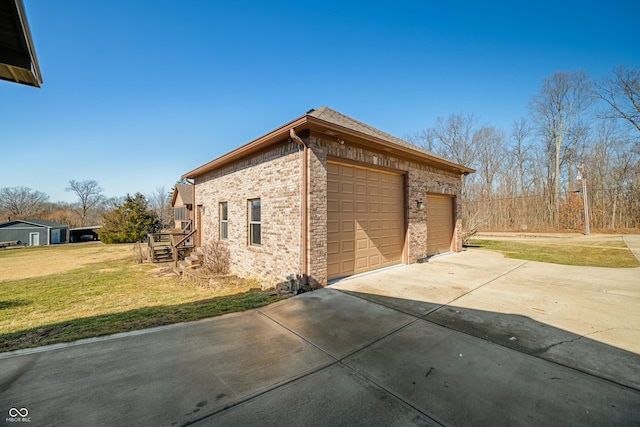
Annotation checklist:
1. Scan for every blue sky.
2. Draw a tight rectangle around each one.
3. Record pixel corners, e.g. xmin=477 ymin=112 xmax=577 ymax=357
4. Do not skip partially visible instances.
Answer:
xmin=2 ymin=0 xmax=639 ymax=203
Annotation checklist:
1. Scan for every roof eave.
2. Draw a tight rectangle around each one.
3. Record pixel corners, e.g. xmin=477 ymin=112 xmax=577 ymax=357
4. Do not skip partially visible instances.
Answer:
xmin=170 ymin=188 xmax=179 ymax=207
xmin=0 ymin=0 xmax=43 ymax=88
xmin=16 ymin=0 xmax=42 ymax=86
xmin=305 ymin=116 xmax=475 ymax=174
xmin=183 ymin=115 xmax=308 ymax=179
xmin=183 ymin=112 xmax=474 ymax=179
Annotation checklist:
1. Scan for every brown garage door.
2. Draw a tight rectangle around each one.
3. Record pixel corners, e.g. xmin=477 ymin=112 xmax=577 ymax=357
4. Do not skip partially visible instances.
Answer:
xmin=327 ymin=161 xmax=404 ymax=280
xmin=426 ymin=195 xmax=454 ymax=256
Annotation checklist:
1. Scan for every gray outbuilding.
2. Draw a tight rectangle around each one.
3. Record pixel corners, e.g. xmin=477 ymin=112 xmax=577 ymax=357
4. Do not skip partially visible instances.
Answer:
xmin=0 ymin=219 xmax=67 ymax=246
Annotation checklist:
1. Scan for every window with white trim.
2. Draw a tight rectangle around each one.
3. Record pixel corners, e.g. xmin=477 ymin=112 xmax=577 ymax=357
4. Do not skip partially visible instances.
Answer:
xmin=248 ymin=198 xmax=261 ymax=246
xmin=219 ymin=202 xmax=228 ymax=240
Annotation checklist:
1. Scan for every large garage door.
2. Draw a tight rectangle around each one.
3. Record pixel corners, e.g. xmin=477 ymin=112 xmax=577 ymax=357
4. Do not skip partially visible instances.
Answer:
xmin=327 ymin=161 xmax=404 ymax=280
xmin=426 ymin=195 xmax=454 ymax=256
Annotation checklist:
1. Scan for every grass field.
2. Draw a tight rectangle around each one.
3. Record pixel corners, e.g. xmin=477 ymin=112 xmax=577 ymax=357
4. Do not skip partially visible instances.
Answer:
xmin=0 ymin=243 xmax=283 ymax=353
xmin=470 ymin=237 xmax=640 ymax=268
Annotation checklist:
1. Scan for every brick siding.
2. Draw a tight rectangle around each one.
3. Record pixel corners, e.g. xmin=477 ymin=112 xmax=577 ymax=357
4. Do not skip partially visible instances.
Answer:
xmin=308 ymin=132 xmax=463 ymax=281
xmin=195 ymin=141 xmax=303 ymax=288
xmin=193 ymin=133 xmax=464 ymax=288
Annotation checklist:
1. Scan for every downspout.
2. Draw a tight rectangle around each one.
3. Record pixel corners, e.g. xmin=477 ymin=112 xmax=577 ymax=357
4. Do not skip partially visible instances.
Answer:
xmin=290 ymin=128 xmax=308 ymax=286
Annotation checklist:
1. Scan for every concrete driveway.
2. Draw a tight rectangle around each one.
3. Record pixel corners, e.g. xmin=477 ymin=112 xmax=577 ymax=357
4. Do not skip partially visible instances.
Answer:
xmin=1 ymin=246 xmax=639 ymax=426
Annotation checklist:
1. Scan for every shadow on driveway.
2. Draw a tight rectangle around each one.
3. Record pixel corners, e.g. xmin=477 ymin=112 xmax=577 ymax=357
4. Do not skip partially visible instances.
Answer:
xmin=341 ymin=290 xmax=640 ymax=391
xmin=1 ymin=249 xmax=639 ymax=426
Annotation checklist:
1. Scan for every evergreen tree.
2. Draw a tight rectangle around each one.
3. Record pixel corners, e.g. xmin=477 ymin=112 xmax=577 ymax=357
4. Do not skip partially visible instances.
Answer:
xmin=100 ymin=193 xmax=160 ymax=243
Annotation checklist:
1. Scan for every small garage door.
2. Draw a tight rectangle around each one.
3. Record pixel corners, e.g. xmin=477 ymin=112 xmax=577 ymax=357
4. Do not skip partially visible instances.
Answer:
xmin=426 ymin=195 xmax=454 ymax=256
xmin=327 ymin=161 xmax=404 ymax=280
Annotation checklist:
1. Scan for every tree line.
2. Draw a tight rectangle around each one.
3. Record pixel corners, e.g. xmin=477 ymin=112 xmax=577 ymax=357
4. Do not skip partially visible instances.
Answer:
xmin=3 ymin=67 xmax=638 ymax=238
xmin=0 ymin=180 xmax=175 ymax=242
xmin=407 ymin=65 xmax=640 ymax=234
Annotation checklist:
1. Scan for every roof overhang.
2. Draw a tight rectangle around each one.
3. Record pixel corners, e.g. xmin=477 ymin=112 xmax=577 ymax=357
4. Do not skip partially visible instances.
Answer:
xmin=0 ymin=0 xmax=42 ymax=87
xmin=68 ymin=226 xmax=103 ymax=231
xmin=183 ymin=115 xmax=307 ymax=179
xmin=183 ymin=114 xmax=474 ymax=180
xmin=304 ymin=115 xmax=475 ymax=174
xmin=170 ymin=188 xmax=180 ymax=207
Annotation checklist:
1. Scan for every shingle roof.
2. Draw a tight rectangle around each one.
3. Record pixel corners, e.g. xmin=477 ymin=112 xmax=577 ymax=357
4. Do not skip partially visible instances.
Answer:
xmin=0 ymin=219 xmax=67 ymax=228
xmin=307 ymin=106 xmax=448 ymax=162
xmin=183 ymin=106 xmax=474 ymax=179
xmin=174 ymin=183 xmax=193 ymax=205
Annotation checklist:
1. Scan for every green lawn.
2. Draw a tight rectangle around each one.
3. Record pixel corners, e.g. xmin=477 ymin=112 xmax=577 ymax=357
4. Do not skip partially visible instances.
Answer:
xmin=0 ymin=245 xmax=284 ymax=352
xmin=469 ymin=238 xmax=640 ymax=268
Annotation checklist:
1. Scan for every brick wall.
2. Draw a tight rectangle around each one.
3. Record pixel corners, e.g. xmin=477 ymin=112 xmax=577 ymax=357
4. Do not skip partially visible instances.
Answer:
xmin=308 ymin=132 xmax=463 ymax=283
xmin=193 ymin=132 xmax=465 ymax=288
xmin=307 ymin=138 xmax=328 ymax=287
xmin=195 ymin=141 xmax=303 ymax=288
xmin=405 ymin=162 xmax=463 ymax=259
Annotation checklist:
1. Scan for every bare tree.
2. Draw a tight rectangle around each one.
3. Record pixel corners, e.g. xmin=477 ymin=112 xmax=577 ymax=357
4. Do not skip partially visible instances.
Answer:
xmin=473 ymin=126 xmax=506 ymax=196
xmin=404 ymin=70 xmax=640 ymax=233
xmin=529 ymin=71 xmax=594 ymax=226
xmin=148 ymin=186 xmax=173 ymax=230
xmin=410 ymin=112 xmax=481 ymax=200
xmin=66 ymin=179 xmax=106 ymax=226
xmin=509 ymin=119 xmax=534 ymax=197
xmin=0 ymin=186 xmax=49 ymax=219
xmin=42 ymin=202 xmax=80 ymax=228
xmin=586 ymin=120 xmax=639 ymax=229
xmin=594 ymin=65 xmax=640 ymax=134
xmin=418 ymin=113 xmax=480 ymax=168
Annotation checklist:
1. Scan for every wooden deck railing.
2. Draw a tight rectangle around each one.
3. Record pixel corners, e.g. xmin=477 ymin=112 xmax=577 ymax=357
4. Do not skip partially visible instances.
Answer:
xmin=146 ymin=230 xmax=197 ymax=264
xmin=171 ymin=229 xmax=197 ymax=267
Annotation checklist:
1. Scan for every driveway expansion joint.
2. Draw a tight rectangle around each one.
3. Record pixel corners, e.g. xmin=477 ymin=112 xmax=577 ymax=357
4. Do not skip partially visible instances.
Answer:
xmin=254 ymin=307 xmax=444 ymax=426
xmin=423 ymin=260 xmax=529 ymax=318
xmin=181 ymin=359 xmax=339 ymax=426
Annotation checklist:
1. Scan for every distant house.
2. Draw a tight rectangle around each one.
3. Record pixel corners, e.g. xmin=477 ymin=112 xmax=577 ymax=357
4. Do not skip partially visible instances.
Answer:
xmin=182 ymin=106 xmax=474 ymax=288
xmin=0 ymin=219 xmax=67 ymax=246
xmin=171 ymin=183 xmax=194 ymax=231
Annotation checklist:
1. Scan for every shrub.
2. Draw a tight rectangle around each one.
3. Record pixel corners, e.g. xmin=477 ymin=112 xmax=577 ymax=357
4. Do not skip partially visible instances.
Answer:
xmin=202 ymin=240 xmax=230 ymax=275
xmin=100 ymin=193 xmax=161 ymax=244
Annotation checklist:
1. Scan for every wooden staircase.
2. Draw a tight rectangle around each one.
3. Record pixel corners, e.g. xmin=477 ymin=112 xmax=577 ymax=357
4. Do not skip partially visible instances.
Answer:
xmin=152 ymin=246 xmax=173 ymax=263
xmin=146 ymin=230 xmax=196 ymax=264
xmin=173 ymin=246 xmax=204 ymax=275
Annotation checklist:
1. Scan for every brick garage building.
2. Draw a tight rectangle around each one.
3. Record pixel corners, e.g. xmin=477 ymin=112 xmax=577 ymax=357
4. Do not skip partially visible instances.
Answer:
xmin=183 ymin=107 xmax=473 ymax=288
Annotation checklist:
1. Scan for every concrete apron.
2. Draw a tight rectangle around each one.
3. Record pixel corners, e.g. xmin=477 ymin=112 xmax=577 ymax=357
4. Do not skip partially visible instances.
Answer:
xmin=332 ymin=250 xmax=640 ymax=390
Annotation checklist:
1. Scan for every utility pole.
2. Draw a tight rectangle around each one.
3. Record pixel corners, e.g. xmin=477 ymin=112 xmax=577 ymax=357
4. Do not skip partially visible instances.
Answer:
xmin=578 ymin=164 xmax=590 ymax=235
